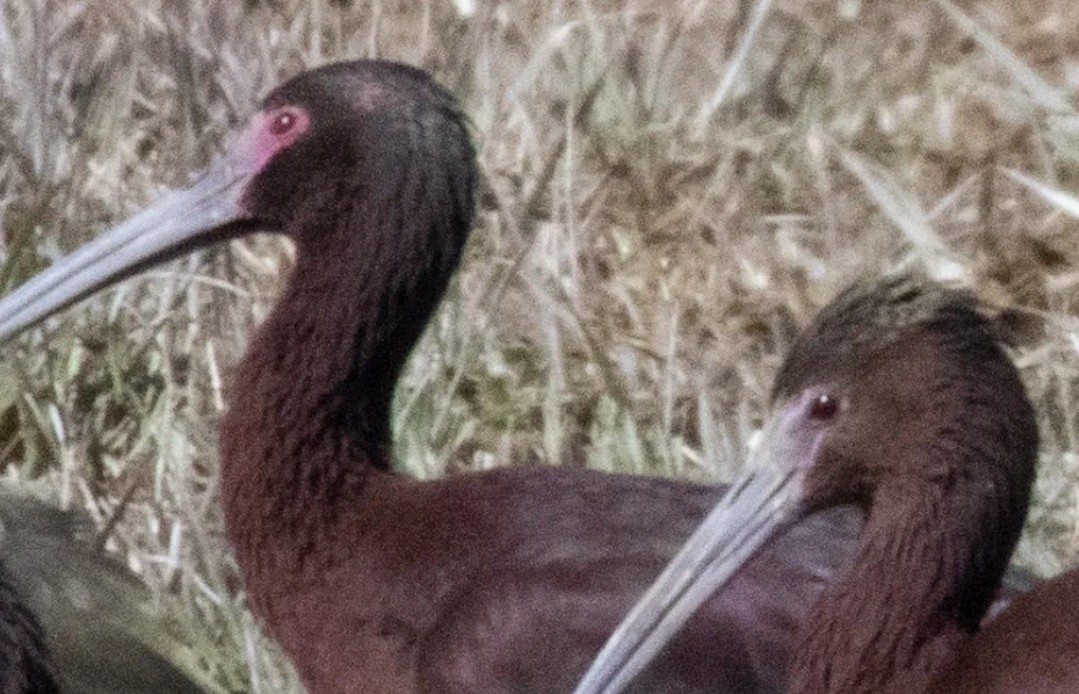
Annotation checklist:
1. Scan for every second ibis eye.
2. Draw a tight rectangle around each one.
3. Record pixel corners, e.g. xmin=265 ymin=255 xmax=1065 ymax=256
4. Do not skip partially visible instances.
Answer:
xmin=809 ymin=393 xmax=839 ymax=421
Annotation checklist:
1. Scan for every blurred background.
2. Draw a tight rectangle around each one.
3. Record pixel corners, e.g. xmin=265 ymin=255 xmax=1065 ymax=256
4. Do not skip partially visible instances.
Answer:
xmin=0 ymin=0 xmax=1077 ymax=690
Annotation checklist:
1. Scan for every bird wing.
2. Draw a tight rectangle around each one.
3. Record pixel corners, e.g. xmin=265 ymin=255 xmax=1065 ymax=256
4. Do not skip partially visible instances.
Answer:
xmin=0 ymin=493 xmax=217 ymax=694
xmin=416 ymin=467 xmax=863 ymax=694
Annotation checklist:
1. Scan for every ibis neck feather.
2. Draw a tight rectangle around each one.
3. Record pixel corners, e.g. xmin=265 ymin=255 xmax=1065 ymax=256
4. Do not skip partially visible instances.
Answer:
xmin=787 ymin=474 xmax=1006 ymax=694
xmin=218 ymin=211 xmax=447 ymax=580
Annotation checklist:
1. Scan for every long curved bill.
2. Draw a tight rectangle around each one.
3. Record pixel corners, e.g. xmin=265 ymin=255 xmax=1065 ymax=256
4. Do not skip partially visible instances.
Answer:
xmin=573 ymin=417 xmax=811 ymax=694
xmin=0 ymin=151 xmax=259 ymax=343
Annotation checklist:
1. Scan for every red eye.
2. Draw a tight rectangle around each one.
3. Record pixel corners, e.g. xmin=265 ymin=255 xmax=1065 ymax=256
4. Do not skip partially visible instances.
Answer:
xmin=809 ymin=393 xmax=838 ymax=421
xmin=266 ymin=107 xmax=309 ymax=143
xmin=270 ymin=110 xmax=297 ymax=136
xmin=242 ymin=106 xmax=310 ymax=171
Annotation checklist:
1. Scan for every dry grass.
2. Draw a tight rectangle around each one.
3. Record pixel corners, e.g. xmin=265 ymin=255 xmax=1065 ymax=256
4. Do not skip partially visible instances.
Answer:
xmin=2 ymin=0 xmax=1079 ymax=690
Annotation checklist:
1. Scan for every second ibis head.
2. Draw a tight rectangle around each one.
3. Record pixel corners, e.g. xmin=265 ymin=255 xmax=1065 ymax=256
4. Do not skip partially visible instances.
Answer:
xmin=575 ymin=276 xmax=1038 ymax=694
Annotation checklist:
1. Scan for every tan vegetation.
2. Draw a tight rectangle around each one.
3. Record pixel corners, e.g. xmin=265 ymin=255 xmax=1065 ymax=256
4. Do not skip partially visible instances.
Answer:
xmin=1 ymin=0 xmax=1078 ymax=690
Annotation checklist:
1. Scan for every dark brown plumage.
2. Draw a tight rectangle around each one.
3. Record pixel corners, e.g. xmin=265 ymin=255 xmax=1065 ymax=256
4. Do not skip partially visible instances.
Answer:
xmin=930 ymin=568 xmax=1079 ymax=693
xmin=0 ymin=64 xmax=1032 ymax=694
xmin=576 ymin=276 xmax=1055 ymax=694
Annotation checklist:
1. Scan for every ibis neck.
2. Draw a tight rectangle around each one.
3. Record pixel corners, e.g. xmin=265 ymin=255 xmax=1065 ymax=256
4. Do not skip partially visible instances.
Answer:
xmin=218 ymin=237 xmax=440 ymax=580
xmin=787 ymin=476 xmax=1008 ymax=694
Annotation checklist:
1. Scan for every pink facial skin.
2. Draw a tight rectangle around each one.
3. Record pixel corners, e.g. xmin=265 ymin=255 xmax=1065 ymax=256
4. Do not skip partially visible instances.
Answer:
xmin=771 ymin=389 xmax=838 ymax=474
xmin=233 ymin=105 xmax=311 ymax=174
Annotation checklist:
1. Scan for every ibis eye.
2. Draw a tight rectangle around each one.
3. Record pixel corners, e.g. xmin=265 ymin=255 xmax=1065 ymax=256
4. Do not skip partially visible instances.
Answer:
xmin=270 ymin=110 xmax=297 ymax=136
xmin=809 ymin=393 xmax=839 ymax=421
xmin=263 ymin=107 xmax=310 ymax=151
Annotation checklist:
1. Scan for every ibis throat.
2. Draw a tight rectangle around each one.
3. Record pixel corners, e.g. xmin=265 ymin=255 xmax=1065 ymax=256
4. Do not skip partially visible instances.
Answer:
xmin=218 ymin=198 xmax=466 ymax=565
xmin=790 ymin=483 xmax=974 ymax=693
xmin=790 ymin=446 xmax=1032 ymax=692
